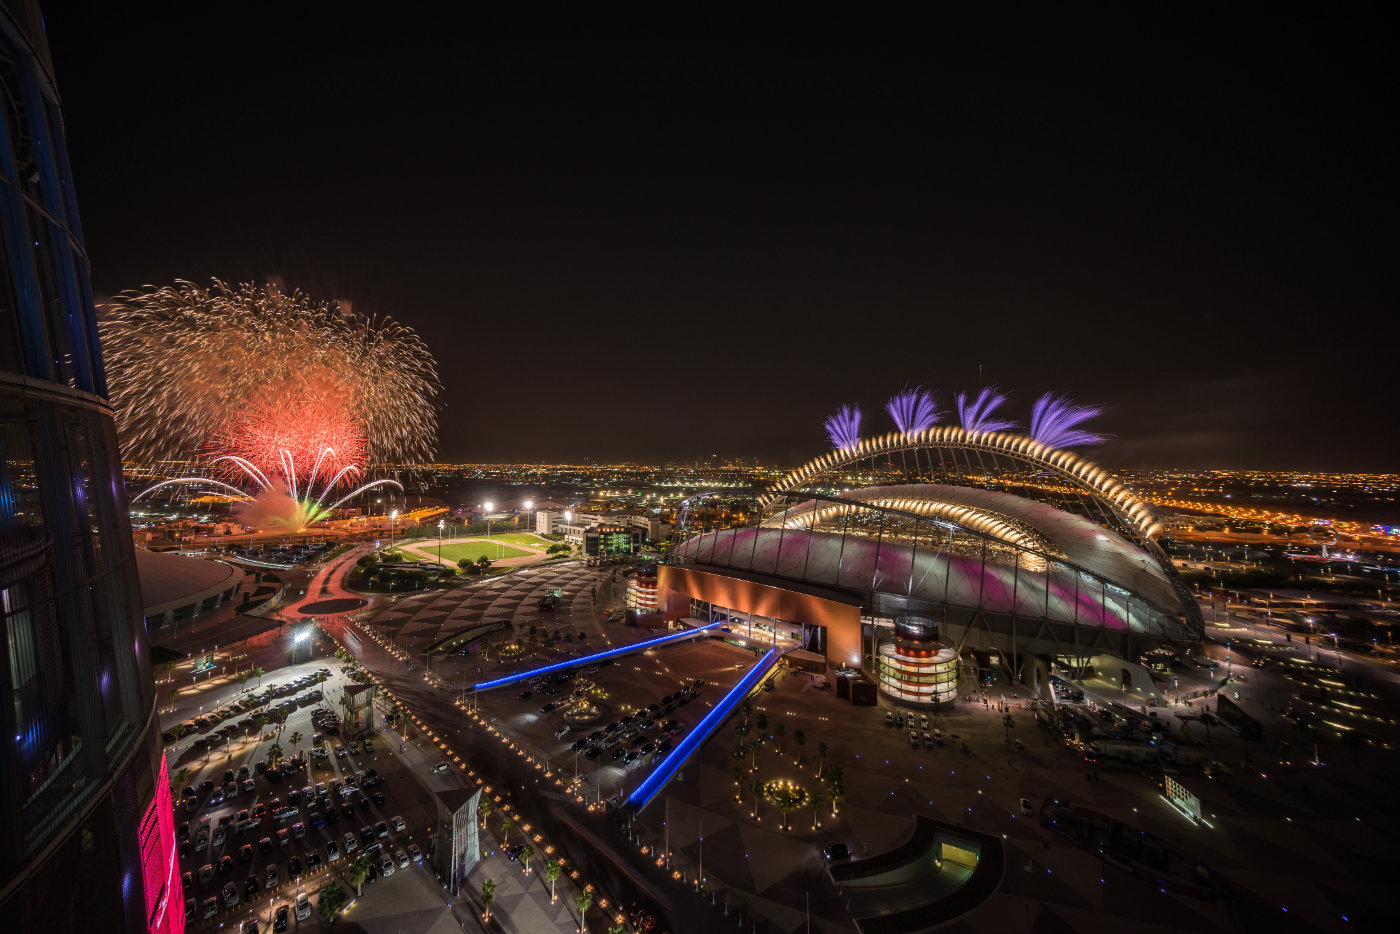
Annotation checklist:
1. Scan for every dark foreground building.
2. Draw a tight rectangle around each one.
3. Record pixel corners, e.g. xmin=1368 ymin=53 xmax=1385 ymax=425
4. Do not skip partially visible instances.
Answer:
xmin=0 ymin=2 xmax=178 ymax=931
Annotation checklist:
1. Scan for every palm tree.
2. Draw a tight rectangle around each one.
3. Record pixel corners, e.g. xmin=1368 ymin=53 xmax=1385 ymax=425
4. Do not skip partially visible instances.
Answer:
xmin=775 ymin=723 xmax=785 ymax=754
xmin=268 ymin=742 xmax=283 ymax=765
xmin=348 ymin=855 xmax=371 ymax=896
xmin=288 ymin=730 xmax=303 ymax=759
xmin=825 ymin=766 xmax=845 ymax=816
xmin=544 ymin=860 xmax=562 ymax=904
xmin=794 ymin=729 xmax=807 ymax=765
xmin=518 ymin=842 xmax=534 ymax=876
xmin=318 ymin=879 xmax=348 ymax=921
xmin=748 ymin=777 xmax=763 ymax=819
xmin=576 ymin=890 xmax=595 ymax=933
xmin=755 ymin=712 xmax=769 ymax=736
xmin=166 ymin=685 xmax=180 ymax=709
xmin=477 ymin=796 xmax=495 ymax=830
xmin=817 ymin=741 xmax=828 ymax=778
xmin=171 ymin=766 xmax=192 ymax=797
xmin=481 ymin=877 xmax=497 ymax=921
xmin=237 ymin=670 xmax=250 ymax=694
xmin=170 ymin=723 xmax=188 ymax=749
xmin=255 ymin=665 xmax=265 ymax=686
xmin=810 ymin=787 xmax=826 ymax=829
xmin=254 ymin=714 xmax=268 ymax=739
xmin=733 ymin=765 xmax=745 ymax=800
xmin=1002 ymin=713 xmax=1015 ymax=743
xmin=749 ymin=739 xmax=760 ymax=771
xmin=501 ymin=813 xmax=515 ymax=847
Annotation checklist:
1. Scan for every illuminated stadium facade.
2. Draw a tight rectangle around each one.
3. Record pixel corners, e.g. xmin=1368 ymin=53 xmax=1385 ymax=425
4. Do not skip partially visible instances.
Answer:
xmin=658 ymin=427 xmax=1203 ymax=706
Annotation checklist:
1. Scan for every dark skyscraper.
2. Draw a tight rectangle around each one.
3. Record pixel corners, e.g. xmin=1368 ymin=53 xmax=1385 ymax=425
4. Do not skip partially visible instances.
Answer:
xmin=0 ymin=2 xmax=177 ymax=931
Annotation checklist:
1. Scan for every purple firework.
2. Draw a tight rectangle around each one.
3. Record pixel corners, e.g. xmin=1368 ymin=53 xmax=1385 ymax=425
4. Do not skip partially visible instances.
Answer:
xmin=1029 ymin=392 xmax=1106 ymax=447
xmin=886 ymin=385 xmax=942 ymax=434
xmin=824 ymin=404 xmax=862 ymax=451
xmin=956 ymin=386 xmax=1016 ymax=434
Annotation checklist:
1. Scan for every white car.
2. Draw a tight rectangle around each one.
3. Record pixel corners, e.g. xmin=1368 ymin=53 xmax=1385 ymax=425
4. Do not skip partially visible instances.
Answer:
xmin=379 ymin=854 xmax=395 ymax=876
xmin=431 ymin=763 xmax=450 ymax=774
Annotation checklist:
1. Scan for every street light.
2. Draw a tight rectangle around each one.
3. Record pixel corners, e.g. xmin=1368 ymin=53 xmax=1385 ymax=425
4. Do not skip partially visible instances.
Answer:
xmin=438 ymin=518 xmax=445 ymax=566
xmin=484 ymin=502 xmax=494 ymax=543
xmin=524 ymin=500 xmax=533 ymax=534
xmin=389 ymin=509 xmax=399 ymax=553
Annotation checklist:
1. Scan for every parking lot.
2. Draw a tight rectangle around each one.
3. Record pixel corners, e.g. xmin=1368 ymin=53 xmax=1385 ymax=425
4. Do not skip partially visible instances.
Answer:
xmin=165 ymin=654 xmax=436 ymax=932
xmin=473 ymin=637 xmax=767 ymax=806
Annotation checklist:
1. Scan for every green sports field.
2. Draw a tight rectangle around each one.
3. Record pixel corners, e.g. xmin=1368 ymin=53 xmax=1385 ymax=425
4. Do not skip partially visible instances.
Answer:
xmin=432 ymin=541 xmax=530 ymax=563
xmin=486 ymin=532 xmax=549 ymax=548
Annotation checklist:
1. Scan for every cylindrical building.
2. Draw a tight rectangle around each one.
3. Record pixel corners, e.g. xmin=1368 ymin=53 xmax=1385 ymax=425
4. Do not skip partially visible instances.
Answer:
xmin=0 ymin=2 xmax=176 ymax=931
xmin=874 ymin=617 xmax=958 ymax=708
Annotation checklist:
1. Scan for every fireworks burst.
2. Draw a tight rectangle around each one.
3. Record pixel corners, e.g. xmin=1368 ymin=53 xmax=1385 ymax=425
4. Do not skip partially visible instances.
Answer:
xmin=824 ymin=404 xmax=862 ymax=451
xmin=1029 ymin=392 xmax=1106 ymax=447
xmin=99 ymin=279 xmax=439 ymax=465
xmin=955 ymin=386 xmax=1016 ymax=434
xmin=105 ymin=279 xmax=435 ymax=529
xmin=886 ymin=385 xmax=942 ymax=434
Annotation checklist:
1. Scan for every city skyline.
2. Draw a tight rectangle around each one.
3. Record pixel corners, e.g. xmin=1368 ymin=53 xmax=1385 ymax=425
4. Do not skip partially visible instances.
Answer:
xmin=43 ymin=8 xmax=1394 ymax=470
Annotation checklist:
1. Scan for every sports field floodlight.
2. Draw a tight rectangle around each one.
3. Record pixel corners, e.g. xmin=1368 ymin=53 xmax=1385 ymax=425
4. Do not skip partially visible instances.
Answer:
xmin=294 ymin=630 xmax=311 ymax=644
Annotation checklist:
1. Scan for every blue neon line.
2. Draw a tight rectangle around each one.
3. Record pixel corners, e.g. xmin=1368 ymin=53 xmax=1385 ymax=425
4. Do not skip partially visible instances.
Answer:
xmin=626 ymin=647 xmax=778 ymax=811
xmin=471 ymin=622 xmax=723 ymax=691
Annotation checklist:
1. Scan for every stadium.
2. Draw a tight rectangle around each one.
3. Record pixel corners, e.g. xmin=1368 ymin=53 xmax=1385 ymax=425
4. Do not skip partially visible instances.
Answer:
xmin=658 ymin=427 xmax=1203 ymax=708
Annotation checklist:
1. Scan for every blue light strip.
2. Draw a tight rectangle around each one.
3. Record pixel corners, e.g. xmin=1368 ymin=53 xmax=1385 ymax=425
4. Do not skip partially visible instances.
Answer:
xmin=470 ymin=622 xmax=723 ymax=691
xmin=626 ymin=647 xmax=778 ymax=812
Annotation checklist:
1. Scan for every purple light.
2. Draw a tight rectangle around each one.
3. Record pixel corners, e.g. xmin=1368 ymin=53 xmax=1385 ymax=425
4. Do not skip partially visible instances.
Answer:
xmin=956 ymin=386 xmax=1015 ymax=433
xmin=1029 ymin=392 xmax=1106 ymax=448
xmin=824 ymin=404 xmax=862 ymax=451
xmin=886 ymin=385 xmax=941 ymax=434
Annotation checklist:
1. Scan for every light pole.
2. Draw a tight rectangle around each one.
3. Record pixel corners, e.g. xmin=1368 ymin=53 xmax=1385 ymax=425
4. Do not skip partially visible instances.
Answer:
xmin=524 ymin=500 xmax=533 ymax=533
xmin=437 ymin=519 xmax=444 ymax=566
xmin=389 ymin=509 xmax=399 ymax=554
xmin=484 ymin=502 xmax=494 ymax=543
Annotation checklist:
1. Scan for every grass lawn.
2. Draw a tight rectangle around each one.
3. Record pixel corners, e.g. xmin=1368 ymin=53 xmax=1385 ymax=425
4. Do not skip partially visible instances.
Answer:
xmin=433 ymin=541 xmax=529 ymax=563
xmin=486 ymin=532 xmax=549 ymax=548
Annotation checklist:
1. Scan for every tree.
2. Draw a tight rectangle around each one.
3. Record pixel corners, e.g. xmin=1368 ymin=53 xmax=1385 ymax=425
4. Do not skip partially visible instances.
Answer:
xmin=348 ymin=855 xmax=371 ymax=896
xmin=501 ymin=813 xmax=515 ymax=846
xmin=824 ymin=766 xmax=845 ymax=816
xmin=1003 ymin=713 xmax=1015 ymax=743
xmin=171 ymin=766 xmax=192 ymax=798
xmin=477 ymin=796 xmax=495 ymax=830
xmin=775 ymin=723 xmax=786 ymax=754
xmin=794 ymin=729 xmax=807 ymax=765
xmin=749 ymin=739 xmax=760 ymax=771
xmin=518 ymin=842 xmax=535 ymax=876
xmin=238 ymin=670 xmax=250 ymax=694
xmin=748 ymin=777 xmax=764 ymax=819
xmin=817 ymin=741 xmax=828 ymax=778
xmin=254 ymin=714 xmax=268 ymax=738
xmin=268 ymin=742 xmax=283 ymax=765
xmin=544 ymin=859 xmax=563 ymax=904
xmin=576 ymin=890 xmax=595 ymax=933
xmin=170 ymin=723 xmax=188 ymax=748
xmin=733 ymin=765 xmax=746 ymax=800
xmin=166 ymin=685 xmax=180 ymax=709
xmin=810 ymin=787 xmax=826 ymax=830
xmin=318 ymin=879 xmax=348 ymax=921
xmin=481 ymin=877 xmax=497 ymax=921
xmin=755 ymin=712 xmax=768 ymax=735
xmin=255 ymin=666 xmax=266 ymax=686
xmin=288 ymin=730 xmax=303 ymax=759
xmin=476 ymin=554 xmax=492 ymax=570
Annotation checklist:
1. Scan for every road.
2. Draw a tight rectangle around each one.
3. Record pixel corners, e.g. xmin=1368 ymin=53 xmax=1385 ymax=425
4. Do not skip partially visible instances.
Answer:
xmin=321 ymin=612 xmax=726 ymax=934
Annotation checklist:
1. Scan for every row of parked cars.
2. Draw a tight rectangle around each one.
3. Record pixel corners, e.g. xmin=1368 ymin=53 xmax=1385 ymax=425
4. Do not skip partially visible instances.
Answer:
xmin=564 ymin=681 xmax=703 ymax=763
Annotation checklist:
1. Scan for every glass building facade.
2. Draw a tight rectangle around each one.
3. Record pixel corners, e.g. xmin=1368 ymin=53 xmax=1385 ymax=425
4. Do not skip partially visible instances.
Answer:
xmin=0 ymin=2 xmax=175 ymax=931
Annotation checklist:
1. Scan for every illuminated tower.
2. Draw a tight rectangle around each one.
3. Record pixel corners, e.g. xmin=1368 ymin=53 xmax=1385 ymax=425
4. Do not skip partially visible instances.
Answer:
xmin=0 ymin=2 xmax=178 ymax=931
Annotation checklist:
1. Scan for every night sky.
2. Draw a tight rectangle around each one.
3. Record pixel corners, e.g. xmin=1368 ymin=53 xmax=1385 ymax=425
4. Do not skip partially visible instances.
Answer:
xmin=44 ymin=9 xmax=1394 ymax=469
